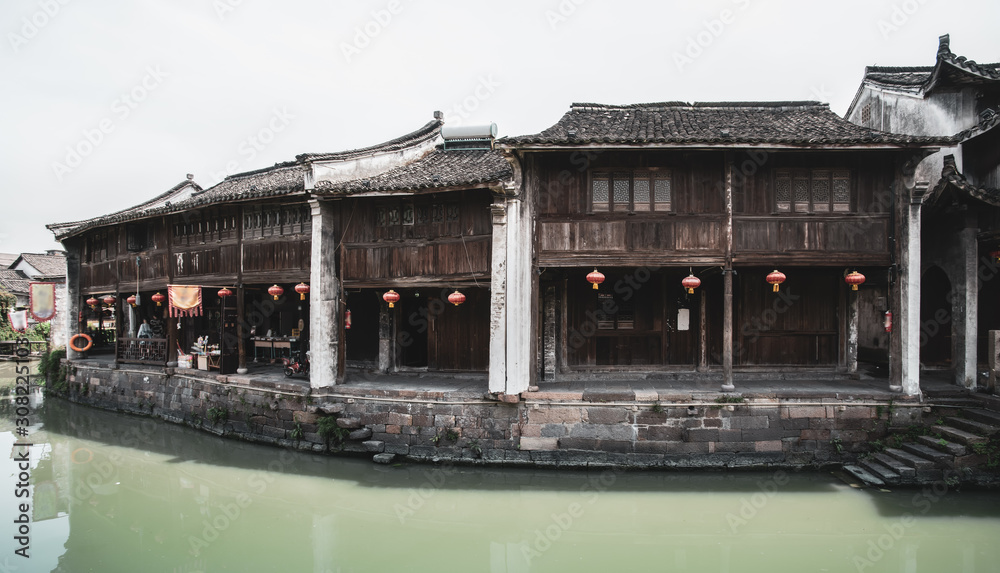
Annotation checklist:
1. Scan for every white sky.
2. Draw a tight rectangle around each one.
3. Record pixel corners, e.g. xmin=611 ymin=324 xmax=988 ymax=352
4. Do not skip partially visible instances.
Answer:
xmin=1 ymin=0 xmax=998 ymax=254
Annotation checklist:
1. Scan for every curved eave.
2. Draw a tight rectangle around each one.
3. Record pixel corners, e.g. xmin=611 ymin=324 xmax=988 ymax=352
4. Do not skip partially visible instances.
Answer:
xmin=499 ymin=141 xmax=950 ymax=151
xmin=314 ymin=181 xmax=503 ymax=198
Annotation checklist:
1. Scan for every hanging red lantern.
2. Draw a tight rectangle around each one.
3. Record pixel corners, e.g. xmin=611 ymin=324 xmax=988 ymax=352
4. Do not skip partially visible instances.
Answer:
xmin=103 ymin=294 xmax=116 ymax=307
xmin=151 ymin=292 xmax=166 ymax=307
xmin=295 ymin=282 xmax=310 ymax=300
xmin=586 ymin=268 xmax=605 ymax=290
xmin=345 ymin=309 xmax=352 ymax=330
xmin=448 ymin=290 xmax=466 ymax=306
xmin=126 ymin=295 xmax=137 ymax=307
xmin=86 ymin=296 xmax=100 ymax=309
xmin=766 ymin=270 xmax=786 ymax=293
xmin=681 ymin=274 xmax=701 ymax=294
xmin=844 ymin=271 xmax=866 ymax=291
xmin=884 ymin=310 xmax=893 ymax=333
xmin=268 ymin=284 xmax=284 ymax=300
xmin=991 ymin=249 xmax=1000 ymax=263
xmin=217 ymin=287 xmax=233 ymax=298
xmin=383 ymin=289 xmax=400 ymax=308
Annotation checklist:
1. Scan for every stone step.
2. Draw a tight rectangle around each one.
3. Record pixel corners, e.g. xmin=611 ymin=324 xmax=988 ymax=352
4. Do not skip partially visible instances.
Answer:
xmin=901 ymin=442 xmax=955 ymax=468
xmin=842 ymin=464 xmax=885 ymax=487
xmin=932 ymin=425 xmax=988 ymax=446
xmin=945 ymin=416 xmax=1000 ymax=437
xmin=963 ymin=408 xmax=1000 ymax=427
xmin=916 ymin=434 xmax=967 ymax=456
xmin=860 ymin=458 xmax=900 ymax=483
xmin=872 ymin=452 xmax=916 ymax=479
xmin=882 ymin=447 xmax=936 ymax=470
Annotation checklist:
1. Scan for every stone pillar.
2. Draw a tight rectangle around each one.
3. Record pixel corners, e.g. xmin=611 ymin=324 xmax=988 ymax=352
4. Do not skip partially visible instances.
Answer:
xmin=542 ymin=285 xmax=556 ymax=381
xmin=378 ymin=301 xmax=392 ymax=373
xmin=64 ymin=242 xmax=82 ymax=359
xmin=721 ymin=155 xmax=735 ymax=392
xmin=847 ymin=289 xmax=859 ymax=374
xmin=488 ymin=199 xmax=508 ymax=394
xmin=953 ymin=224 xmax=978 ymax=389
xmin=987 ymin=330 xmax=1000 ymax=394
xmin=505 ymin=193 xmax=533 ymax=395
xmin=897 ymin=182 xmax=927 ymax=396
xmin=308 ymin=198 xmax=339 ymax=389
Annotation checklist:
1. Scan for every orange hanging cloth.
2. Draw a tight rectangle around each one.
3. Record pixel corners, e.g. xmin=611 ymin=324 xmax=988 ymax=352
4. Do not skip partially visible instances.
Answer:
xmin=168 ymin=285 xmax=203 ymax=318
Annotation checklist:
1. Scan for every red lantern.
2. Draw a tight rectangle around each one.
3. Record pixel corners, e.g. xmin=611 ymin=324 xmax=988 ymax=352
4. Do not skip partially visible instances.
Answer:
xmin=766 ymin=270 xmax=786 ymax=293
xmin=103 ymin=295 xmax=116 ymax=307
xmin=86 ymin=296 xmax=99 ymax=309
xmin=844 ymin=271 xmax=866 ymax=291
xmin=884 ymin=310 xmax=893 ymax=333
xmin=681 ymin=274 xmax=701 ymax=294
xmin=218 ymin=287 xmax=233 ymax=298
xmin=586 ymin=268 xmax=605 ymax=290
xmin=151 ymin=292 xmax=166 ymax=307
xmin=295 ymin=282 xmax=310 ymax=300
xmin=448 ymin=290 xmax=466 ymax=306
xmin=345 ymin=309 xmax=352 ymax=330
xmin=991 ymin=250 xmax=1000 ymax=263
xmin=383 ymin=289 xmax=400 ymax=308
xmin=126 ymin=295 xmax=137 ymax=307
xmin=268 ymin=284 xmax=284 ymax=300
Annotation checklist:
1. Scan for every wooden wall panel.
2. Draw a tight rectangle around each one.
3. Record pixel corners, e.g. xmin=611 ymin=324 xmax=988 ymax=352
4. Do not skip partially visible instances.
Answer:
xmin=342 ymin=237 xmax=491 ymax=282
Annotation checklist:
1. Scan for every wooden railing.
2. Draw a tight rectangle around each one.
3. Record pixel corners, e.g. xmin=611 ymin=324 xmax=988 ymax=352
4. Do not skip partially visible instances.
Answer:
xmin=117 ymin=337 xmax=168 ymax=365
xmin=0 ymin=340 xmax=48 ymax=356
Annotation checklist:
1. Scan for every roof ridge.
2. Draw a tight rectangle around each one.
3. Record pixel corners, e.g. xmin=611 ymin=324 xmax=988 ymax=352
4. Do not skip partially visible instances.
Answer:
xmin=570 ymin=101 xmax=828 ymax=111
xmin=296 ymin=119 xmax=443 ymax=162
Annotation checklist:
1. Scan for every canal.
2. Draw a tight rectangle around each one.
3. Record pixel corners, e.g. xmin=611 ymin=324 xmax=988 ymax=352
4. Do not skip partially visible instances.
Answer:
xmin=2 ymin=368 xmax=1000 ymax=572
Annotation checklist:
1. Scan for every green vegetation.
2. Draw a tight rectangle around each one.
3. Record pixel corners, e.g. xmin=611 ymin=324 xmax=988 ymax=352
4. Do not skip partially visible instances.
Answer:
xmin=971 ymin=438 xmax=1000 ymax=469
xmin=38 ymin=348 xmax=69 ymax=392
xmin=290 ymin=422 xmax=304 ymax=441
xmin=714 ymin=395 xmax=745 ymax=404
xmin=207 ymin=406 xmax=228 ymax=426
xmin=317 ymin=415 xmax=349 ymax=450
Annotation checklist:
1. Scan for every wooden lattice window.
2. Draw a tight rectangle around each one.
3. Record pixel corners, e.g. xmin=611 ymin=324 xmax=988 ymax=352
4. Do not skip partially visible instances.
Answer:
xmin=591 ymin=170 xmax=671 ymax=212
xmin=861 ymin=103 xmax=872 ymax=125
xmin=775 ymin=169 xmax=851 ymax=213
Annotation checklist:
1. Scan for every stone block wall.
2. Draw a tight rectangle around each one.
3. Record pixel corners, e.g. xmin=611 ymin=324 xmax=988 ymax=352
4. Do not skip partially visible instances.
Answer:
xmin=57 ymin=361 xmax=927 ymax=469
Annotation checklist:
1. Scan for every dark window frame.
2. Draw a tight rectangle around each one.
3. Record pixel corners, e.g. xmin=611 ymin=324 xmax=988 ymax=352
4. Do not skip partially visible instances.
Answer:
xmin=589 ymin=169 xmax=672 ymax=213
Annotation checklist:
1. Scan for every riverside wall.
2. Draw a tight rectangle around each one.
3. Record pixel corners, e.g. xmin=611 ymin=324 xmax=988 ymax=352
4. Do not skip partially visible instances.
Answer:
xmin=54 ymin=361 xmax=930 ymax=470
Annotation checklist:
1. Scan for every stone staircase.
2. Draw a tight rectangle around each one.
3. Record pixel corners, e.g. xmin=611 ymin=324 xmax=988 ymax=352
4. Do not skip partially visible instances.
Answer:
xmin=844 ymin=406 xmax=1000 ymax=487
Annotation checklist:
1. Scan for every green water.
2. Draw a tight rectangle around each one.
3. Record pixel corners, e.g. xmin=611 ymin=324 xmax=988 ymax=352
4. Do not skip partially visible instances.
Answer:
xmin=1 ymin=384 xmax=999 ymax=572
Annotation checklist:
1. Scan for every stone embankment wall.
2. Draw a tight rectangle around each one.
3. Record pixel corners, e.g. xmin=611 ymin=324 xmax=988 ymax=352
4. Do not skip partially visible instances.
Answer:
xmin=57 ymin=361 xmax=928 ymax=469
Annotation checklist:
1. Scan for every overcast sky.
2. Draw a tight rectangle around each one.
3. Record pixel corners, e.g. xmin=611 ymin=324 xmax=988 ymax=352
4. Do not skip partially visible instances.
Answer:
xmin=1 ymin=0 xmax=997 ymax=255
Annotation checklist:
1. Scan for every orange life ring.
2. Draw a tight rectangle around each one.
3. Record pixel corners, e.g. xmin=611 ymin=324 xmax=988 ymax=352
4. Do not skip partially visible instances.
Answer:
xmin=69 ymin=333 xmax=93 ymax=353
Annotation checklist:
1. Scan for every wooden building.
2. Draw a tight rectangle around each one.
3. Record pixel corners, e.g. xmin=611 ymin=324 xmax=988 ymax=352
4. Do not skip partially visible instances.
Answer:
xmin=845 ymin=34 xmax=1000 ymax=391
xmin=48 ymin=116 xmax=515 ymax=390
xmin=499 ymin=101 xmax=949 ymax=393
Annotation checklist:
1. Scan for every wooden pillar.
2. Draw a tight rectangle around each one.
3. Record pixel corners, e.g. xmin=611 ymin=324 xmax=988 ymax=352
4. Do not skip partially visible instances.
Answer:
xmin=236 ymin=285 xmax=247 ymax=373
xmin=722 ymin=154 xmax=735 ymax=392
xmin=308 ymin=198 xmax=340 ymax=389
xmin=698 ymin=290 xmax=708 ymax=372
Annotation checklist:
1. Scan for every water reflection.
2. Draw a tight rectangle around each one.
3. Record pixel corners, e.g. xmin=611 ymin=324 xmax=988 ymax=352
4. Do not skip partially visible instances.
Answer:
xmin=0 ymin=396 xmax=998 ymax=572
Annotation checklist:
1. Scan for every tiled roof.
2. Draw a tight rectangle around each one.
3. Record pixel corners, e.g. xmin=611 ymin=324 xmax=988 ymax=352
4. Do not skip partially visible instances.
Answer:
xmin=860 ymin=35 xmax=1000 ymax=92
xmin=931 ymin=155 xmax=1000 ymax=207
xmin=13 ymin=253 xmax=66 ymax=278
xmin=296 ymin=120 xmax=442 ymax=162
xmin=501 ymin=101 xmax=952 ymax=147
xmin=0 ymin=269 xmax=31 ymax=294
xmin=314 ymin=147 xmax=512 ymax=194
